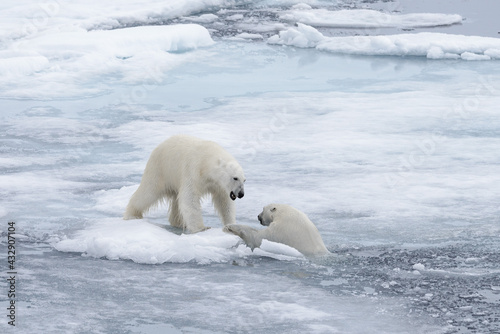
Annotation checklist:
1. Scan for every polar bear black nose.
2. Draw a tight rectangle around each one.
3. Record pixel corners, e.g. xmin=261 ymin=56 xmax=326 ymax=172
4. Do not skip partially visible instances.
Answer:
xmin=238 ymin=191 xmax=244 ymax=198
xmin=258 ymin=214 xmax=262 ymax=223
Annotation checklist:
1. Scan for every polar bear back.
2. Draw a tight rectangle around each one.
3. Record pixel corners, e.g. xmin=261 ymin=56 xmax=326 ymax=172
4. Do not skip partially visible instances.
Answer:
xmin=146 ymin=135 xmax=233 ymax=193
xmin=262 ymin=204 xmax=329 ymax=256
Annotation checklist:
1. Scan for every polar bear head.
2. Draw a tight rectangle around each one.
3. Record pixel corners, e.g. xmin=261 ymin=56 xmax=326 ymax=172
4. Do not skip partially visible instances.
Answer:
xmin=258 ymin=204 xmax=278 ymax=226
xmin=215 ymin=159 xmax=245 ymax=201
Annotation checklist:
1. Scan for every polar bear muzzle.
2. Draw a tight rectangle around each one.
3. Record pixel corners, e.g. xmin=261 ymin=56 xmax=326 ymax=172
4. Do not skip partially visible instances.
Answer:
xmin=230 ymin=190 xmax=244 ymax=201
xmin=258 ymin=212 xmax=270 ymax=226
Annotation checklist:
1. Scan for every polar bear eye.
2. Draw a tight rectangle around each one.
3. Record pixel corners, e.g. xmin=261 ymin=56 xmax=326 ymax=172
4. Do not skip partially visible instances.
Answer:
xmin=233 ymin=177 xmax=239 ymax=181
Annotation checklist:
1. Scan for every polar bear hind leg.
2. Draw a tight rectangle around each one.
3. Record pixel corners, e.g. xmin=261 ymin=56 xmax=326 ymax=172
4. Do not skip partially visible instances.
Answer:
xmin=124 ymin=182 xmax=164 ymax=219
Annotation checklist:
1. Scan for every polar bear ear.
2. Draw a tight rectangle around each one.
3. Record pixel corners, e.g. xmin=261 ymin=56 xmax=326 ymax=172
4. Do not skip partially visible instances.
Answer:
xmin=270 ymin=207 xmax=276 ymax=212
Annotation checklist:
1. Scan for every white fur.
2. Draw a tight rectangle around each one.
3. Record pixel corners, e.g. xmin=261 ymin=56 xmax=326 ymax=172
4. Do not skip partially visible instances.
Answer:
xmin=224 ymin=204 xmax=329 ymax=256
xmin=124 ymin=135 xmax=245 ymax=233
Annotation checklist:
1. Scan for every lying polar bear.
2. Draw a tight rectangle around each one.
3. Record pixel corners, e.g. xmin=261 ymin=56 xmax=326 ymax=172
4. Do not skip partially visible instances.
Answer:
xmin=124 ymin=135 xmax=245 ymax=233
xmin=224 ymin=203 xmax=329 ymax=256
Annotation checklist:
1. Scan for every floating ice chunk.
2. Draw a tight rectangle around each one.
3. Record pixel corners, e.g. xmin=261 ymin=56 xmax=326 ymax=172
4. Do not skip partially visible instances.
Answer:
xmin=182 ymin=13 xmax=219 ymax=23
xmin=254 ymin=300 xmax=329 ymax=322
xmin=364 ymin=287 xmax=376 ymax=295
xmin=236 ymin=22 xmax=287 ymax=33
xmin=13 ymin=24 xmax=213 ymax=64
xmin=322 ymin=278 xmax=348 ymax=286
xmin=0 ymin=0 xmax=233 ymax=42
xmin=268 ymin=23 xmax=324 ymax=48
xmin=461 ymin=52 xmax=491 ymax=61
xmin=485 ymin=49 xmax=500 ymax=59
xmin=2 ymin=24 xmax=214 ymax=98
xmin=54 ymin=219 xmax=240 ymax=264
xmin=291 ymin=3 xmax=313 ymax=10
xmin=268 ymin=24 xmax=500 ymax=60
xmin=258 ymin=239 xmax=304 ymax=258
xmin=317 ymin=32 xmax=500 ymax=58
xmin=423 ymin=293 xmax=433 ymax=300
xmin=426 ymin=46 xmax=444 ymax=59
xmin=280 ymin=9 xmax=462 ymax=28
xmin=426 ymin=46 xmax=460 ymax=59
xmin=54 ymin=218 xmax=304 ymax=264
xmin=233 ymin=32 xmax=264 ymax=40
xmin=106 ymin=24 xmax=214 ymax=53
xmin=226 ymin=14 xmax=244 ymax=21
xmin=464 ymin=257 xmax=481 ymax=263
xmin=413 ymin=263 xmax=426 ymax=271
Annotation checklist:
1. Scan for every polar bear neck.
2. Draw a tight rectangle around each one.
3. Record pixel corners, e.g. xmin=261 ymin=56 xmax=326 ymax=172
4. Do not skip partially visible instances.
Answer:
xmin=201 ymin=157 xmax=229 ymax=193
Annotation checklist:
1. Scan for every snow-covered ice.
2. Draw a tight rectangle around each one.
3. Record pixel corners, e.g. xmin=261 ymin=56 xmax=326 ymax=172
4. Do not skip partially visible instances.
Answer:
xmin=0 ymin=24 xmax=214 ymax=99
xmin=269 ymin=23 xmax=500 ymax=59
xmin=280 ymin=8 xmax=463 ymax=29
xmin=1 ymin=0 xmax=500 ymax=333
xmin=54 ymin=218 xmax=303 ymax=264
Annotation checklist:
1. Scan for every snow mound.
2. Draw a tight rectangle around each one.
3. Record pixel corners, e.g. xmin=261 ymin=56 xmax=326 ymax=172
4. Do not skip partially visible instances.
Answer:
xmin=53 ymin=219 xmax=303 ymax=264
xmin=268 ymin=23 xmax=500 ymax=60
xmin=280 ymin=9 xmax=462 ymax=28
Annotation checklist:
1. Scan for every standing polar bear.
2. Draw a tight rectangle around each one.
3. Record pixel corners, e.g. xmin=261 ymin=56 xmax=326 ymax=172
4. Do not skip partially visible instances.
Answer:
xmin=124 ymin=135 xmax=245 ymax=233
xmin=224 ymin=204 xmax=329 ymax=256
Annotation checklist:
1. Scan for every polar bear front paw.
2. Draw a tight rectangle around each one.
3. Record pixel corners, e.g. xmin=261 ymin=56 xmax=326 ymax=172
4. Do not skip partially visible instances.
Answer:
xmin=123 ymin=211 xmax=143 ymax=220
xmin=223 ymin=224 xmax=241 ymax=236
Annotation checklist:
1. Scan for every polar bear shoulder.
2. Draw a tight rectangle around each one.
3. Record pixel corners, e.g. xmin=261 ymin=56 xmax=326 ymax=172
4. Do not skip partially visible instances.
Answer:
xmin=224 ymin=204 xmax=329 ymax=256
